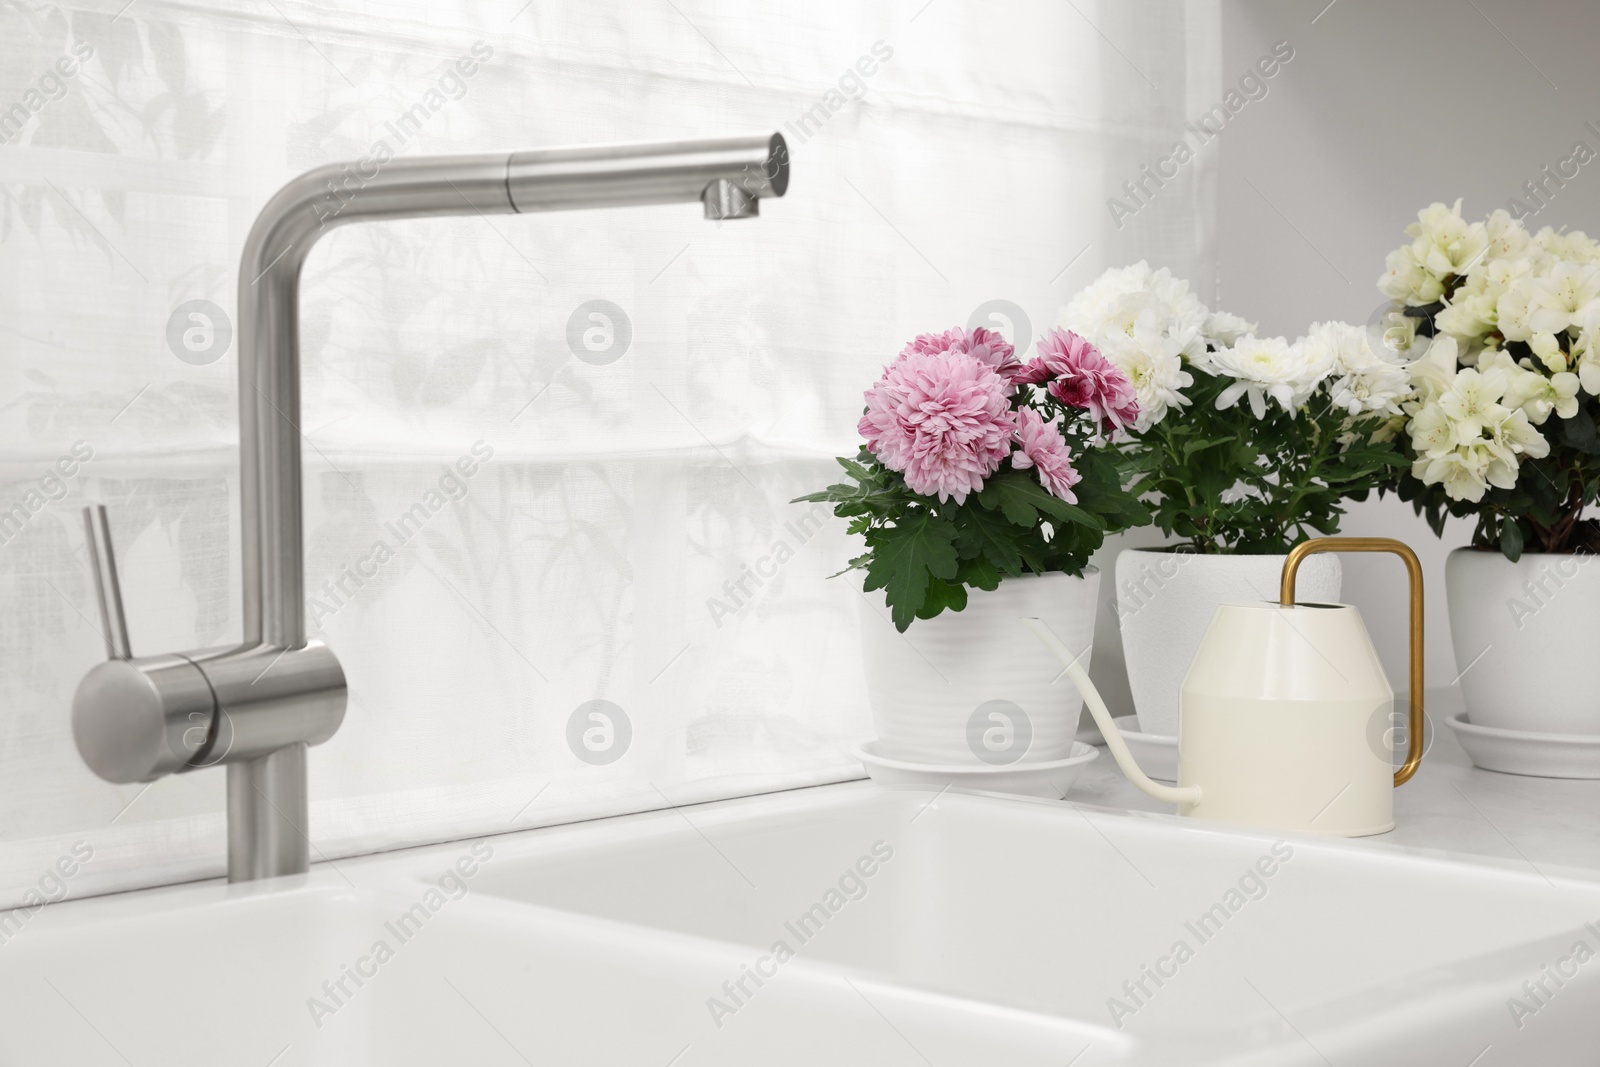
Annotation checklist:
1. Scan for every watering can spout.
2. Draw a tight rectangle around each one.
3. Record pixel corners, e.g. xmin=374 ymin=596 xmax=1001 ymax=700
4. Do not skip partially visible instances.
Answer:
xmin=1024 ymin=618 xmax=1202 ymax=807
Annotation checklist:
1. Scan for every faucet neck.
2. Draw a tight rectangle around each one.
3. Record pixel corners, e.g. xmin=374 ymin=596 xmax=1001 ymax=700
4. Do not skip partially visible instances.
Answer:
xmin=235 ymin=154 xmax=519 ymax=649
xmin=233 ymin=134 xmax=787 ymax=649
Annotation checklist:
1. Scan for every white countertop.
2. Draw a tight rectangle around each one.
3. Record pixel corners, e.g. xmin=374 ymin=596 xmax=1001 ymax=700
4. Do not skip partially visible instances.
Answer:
xmin=1069 ymin=687 xmax=1600 ymax=876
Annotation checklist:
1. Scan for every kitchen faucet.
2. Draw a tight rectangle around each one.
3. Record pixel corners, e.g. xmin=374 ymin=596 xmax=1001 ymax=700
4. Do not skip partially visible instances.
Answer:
xmin=70 ymin=133 xmax=790 ymax=882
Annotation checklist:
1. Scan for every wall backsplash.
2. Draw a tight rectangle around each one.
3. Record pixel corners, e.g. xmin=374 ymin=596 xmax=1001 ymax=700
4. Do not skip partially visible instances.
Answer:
xmin=0 ymin=0 xmax=1220 ymax=906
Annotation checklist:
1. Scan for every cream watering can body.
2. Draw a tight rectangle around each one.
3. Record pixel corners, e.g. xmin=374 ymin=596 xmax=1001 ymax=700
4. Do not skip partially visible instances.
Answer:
xmin=1030 ymin=537 xmax=1426 ymax=838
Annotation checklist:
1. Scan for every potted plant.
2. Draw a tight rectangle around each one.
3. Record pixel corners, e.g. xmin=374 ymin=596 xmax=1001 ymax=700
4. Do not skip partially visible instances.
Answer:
xmin=1381 ymin=200 xmax=1600 ymax=740
xmin=797 ymin=326 xmax=1150 ymax=765
xmin=1061 ymin=263 xmax=1407 ymax=738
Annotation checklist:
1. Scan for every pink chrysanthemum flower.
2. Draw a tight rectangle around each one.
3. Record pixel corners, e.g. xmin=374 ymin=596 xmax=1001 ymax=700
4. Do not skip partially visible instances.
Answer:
xmin=899 ymin=326 xmax=1025 ymax=384
xmin=1018 ymin=328 xmax=1140 ymax=432
xmin=859 ymin=350 xmax=1018 ymax=503
xmin=1011 ymin=407 xmax=1082 ymax=503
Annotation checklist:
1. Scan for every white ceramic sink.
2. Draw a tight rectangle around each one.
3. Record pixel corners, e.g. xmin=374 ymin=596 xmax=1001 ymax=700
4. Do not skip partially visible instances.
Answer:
xmin=4 ymin=784 xmax=1599 ymax=1064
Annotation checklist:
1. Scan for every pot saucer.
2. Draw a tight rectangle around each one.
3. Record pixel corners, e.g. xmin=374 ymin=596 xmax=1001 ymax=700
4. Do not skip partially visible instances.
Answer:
xmin=852 ymin=740 xmax=1098 ymax=800
xmin=1111 ymin=715 xmax=1179 ymax=783
xmin=1445 ymin=712 xmax=1600 ymax=779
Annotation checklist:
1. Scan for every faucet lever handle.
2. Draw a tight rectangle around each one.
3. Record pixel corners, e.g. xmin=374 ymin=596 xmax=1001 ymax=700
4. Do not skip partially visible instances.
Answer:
xmin=82 ymin=505 xmax=132 ymax=661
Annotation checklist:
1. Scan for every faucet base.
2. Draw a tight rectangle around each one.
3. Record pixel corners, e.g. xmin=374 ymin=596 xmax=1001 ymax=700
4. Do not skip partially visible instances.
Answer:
xmin=227 ymin=744 xmax=309 ymax=881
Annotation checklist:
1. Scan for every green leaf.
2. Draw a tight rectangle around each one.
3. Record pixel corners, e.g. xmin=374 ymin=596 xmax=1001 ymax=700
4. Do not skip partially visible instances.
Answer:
xmin=978 ymin=477 xmax=1038 ymax=527
xmin=1561 ymin=409 xmax=1600 ymax=454
xmin=952 ymin=505 xmax=1027 ymax=576
xmin=1180 ymin=437 xmax=1234 ymax=460
xmin=957 ymin=555 xmax=1002 ymax=591
xmin=837 ymin=456 xmax=877 ymax=483
xmin=916 ymin=577 xmax=969 ymax=619
xmin=982 ymin=471 xmax=1106 ymax=531
xmin=1500 ymin=519 xmax=1524 ymax=562
xmin=862 ymin=512 xmax=960 ymax=631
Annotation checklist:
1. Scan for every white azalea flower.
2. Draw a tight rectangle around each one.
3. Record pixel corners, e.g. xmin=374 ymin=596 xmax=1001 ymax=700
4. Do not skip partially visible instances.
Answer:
xmin=1436 ymin=366 xmax=1512 ymax=444
xmin=1475 ymin=440 xmax=1522 ymax=490
xmin=1534 ymin=226 xmax=1600 ymax=263
xmin=1573 ymin=330 xmax=1600 ymax=395
xmin=1481 ymin=349 xmax=1578 ymax=424
xmin=1385 ymin=202 xmax=1600 ymax=507
xmin=1436 ymin=257 xmax=1534 ymax=345
xmin=1210 ymin=335 xmax=1333 ymax=418
xmin=1409 ymin=199 xmax=1490 ymax=279
xmin=1380 ymin=201 xmax=1493 ymax=308
xmin=1527 ymin=259 xmax=1600 ymax=336
xmin=1489 ymin=407 xmax=1552 ymax=459
xmin=1495 ymin=280 xmax=1538 ymax=342
xmin=1527 ymin=331 xmax=1568 ymax=372
xmin=1407 ymin=400 xmax=1457 ymax=457
xmin=1413 ymin=450 xmax=1492 ymax=503
xmin=1378 ymin=246 xmax=1438 ymax=306
xmin=1482 ymin=208 xmax=1533 ymax=264
xmin=1406 ymin=334 xmax=1461 ymax=401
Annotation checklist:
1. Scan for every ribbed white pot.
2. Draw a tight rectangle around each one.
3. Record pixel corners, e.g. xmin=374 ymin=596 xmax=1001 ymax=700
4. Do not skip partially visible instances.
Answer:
xmin=1115 ymin=549 xmax=1342 ymax=738
xmin=1446 ymin=547 xmax=1600 ymax=735
xmin=858 ymin=570 xmax=1098 ymax=766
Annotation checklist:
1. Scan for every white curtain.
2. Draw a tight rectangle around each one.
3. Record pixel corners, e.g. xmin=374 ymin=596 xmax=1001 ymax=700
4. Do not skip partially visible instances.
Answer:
xmin=0 ymin=0 xmax=1220 ymax=906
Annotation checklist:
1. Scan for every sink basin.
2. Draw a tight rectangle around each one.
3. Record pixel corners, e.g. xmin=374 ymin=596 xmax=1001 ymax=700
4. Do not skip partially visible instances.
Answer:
xmin=3 ymin=784 xmax=1598 ymax=1064
xmin=0 ymin=870 xmax=1079 ymax=1065
xmin=466 ymin=785 xmax=1600 ymax=1064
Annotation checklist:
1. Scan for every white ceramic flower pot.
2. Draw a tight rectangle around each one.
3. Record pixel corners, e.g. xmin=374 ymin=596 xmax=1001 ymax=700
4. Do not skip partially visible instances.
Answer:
xmin=1115 ymin=548 xmax=1342 ymax=738
xmin=1446 ymin=547 xmax=1600 ymax=735
xmin=858 ymin=570 xmax=1098 ymax=765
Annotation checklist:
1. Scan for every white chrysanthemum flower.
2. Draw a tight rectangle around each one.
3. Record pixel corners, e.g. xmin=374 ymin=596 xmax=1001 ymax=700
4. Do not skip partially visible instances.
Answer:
xmin=1147 ymin=269 xmax=1209 ymax=345
xmin=1209 ymin=335 xmax=1334 ymax=418
xmin=1203 ymin=310 xmax=1256 ymax=348
xmin=1097 ymin=310 xmax=1194 ymax=432
xmin=1304 ymin=321 xmax=1413 ymax=417
xmin=1062 ymin=261 xmax=1209 ymax=364
xmin=1061 ymin=262 xmax=1153 ymax=328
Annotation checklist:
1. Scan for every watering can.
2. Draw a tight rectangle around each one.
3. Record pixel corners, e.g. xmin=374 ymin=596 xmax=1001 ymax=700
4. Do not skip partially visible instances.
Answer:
xmin=1030 ymin=537 xmax=1426 ymax=837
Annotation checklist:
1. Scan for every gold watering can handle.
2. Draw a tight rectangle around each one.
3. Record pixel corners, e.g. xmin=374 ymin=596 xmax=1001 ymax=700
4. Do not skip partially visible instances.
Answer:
xmin=1280 ymin=537 xmax=1425 ymax=786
